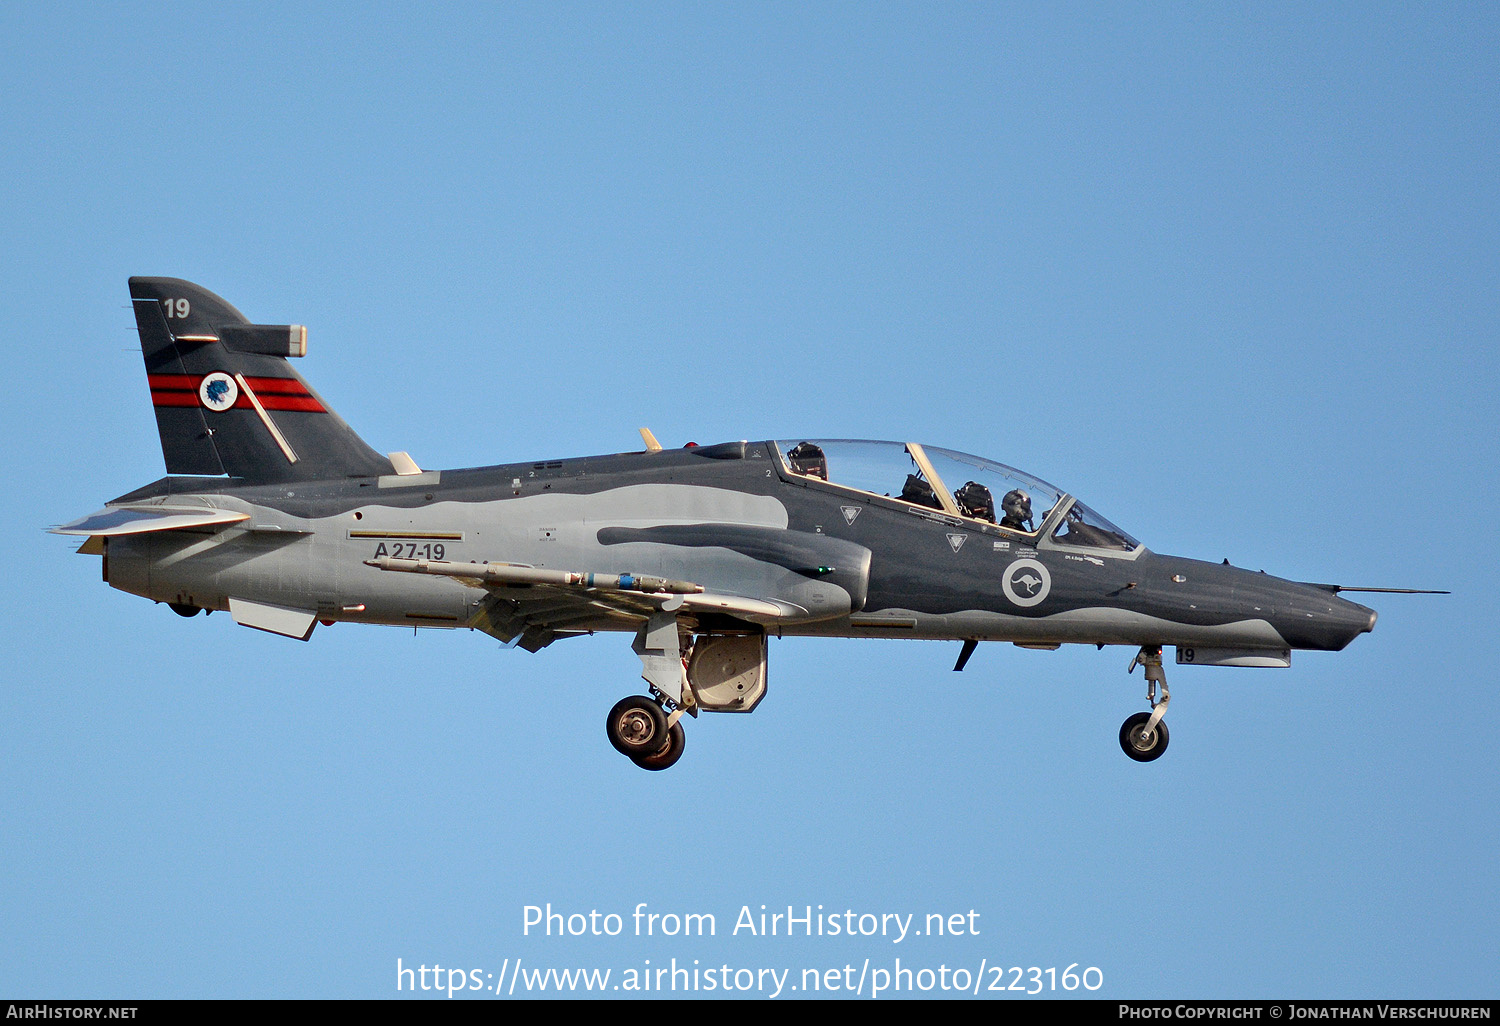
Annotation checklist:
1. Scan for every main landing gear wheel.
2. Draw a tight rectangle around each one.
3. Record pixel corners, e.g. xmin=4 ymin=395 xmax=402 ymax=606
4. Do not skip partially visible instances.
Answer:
xmin=632 ymin=721 xmax=686 ymax=771
xmin=606 ymin=696 xmax=668 ymax=759
xmin=1119 ymin=711 xmax=1170 ymax=762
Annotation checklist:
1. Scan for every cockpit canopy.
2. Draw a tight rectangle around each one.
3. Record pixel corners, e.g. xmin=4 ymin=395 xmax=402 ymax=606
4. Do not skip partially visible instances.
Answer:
xmin=775 ymin=439 xmax=1141 ymax=553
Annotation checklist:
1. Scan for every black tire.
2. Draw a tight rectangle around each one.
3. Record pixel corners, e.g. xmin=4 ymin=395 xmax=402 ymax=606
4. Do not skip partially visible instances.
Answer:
xmin=631 ymin=721 xmax=686 ymax=771
xmin=1119 ymin=711 xmax=1170 ymax=762
xmin=168 ymin=602 xmax=201 ymax=617
xmin=606 ymin=696 xmax=668 ymax=758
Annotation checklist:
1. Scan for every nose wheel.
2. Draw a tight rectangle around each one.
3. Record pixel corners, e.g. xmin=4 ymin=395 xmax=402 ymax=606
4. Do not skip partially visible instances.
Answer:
xmin=1121 ymin=646 xmax=1171 ymax=762
xmin=1119 ymin=711 xmax=1170 ymax=761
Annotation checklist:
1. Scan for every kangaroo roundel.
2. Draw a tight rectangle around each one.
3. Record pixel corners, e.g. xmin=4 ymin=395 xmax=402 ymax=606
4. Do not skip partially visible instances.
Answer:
xmin=1002 ymin=558 xmax=1050 ymax=607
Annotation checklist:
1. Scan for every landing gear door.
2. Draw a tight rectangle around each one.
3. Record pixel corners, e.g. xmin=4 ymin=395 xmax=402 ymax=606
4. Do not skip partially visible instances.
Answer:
xmin=687 ymin=633 xmax=768 ymax=713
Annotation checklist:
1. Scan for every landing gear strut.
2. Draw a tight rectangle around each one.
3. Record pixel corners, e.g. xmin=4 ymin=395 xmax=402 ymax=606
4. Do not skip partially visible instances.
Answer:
xmin=603 ymin=611 xmax=698 ymax=770
xmin=1121 ymin=645 xmax=1171 ymax=762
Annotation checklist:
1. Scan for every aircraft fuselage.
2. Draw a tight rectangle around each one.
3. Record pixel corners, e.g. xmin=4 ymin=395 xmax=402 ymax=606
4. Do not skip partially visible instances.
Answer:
xmin=99 ymin=438 xmax=1375 ymax=658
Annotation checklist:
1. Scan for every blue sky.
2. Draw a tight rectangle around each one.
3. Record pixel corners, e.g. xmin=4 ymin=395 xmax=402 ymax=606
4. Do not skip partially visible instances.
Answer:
xmin=2 ymin=2 xmax=1496 ymax=999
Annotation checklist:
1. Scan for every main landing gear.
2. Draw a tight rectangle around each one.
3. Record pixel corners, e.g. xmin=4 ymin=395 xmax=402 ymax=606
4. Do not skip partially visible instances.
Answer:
xmin=606 ymin=614 xmax=769 ymax=770
xmin=1121 ymin=645 xmax=1170 ymax=762
xmin=606 ymin=693 xmax=686 ymax=771
xmin=606 ymin=610 xmax=694 ymax=771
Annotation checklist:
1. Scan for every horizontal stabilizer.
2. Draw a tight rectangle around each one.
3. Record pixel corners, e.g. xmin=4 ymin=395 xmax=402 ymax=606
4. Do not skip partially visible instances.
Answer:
xmin=53 ymin=504 xmax=249 ymax=537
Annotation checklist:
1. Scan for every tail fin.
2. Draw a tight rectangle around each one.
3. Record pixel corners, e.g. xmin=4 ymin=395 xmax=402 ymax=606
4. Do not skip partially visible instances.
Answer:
xmin=129 ymin=277 xmax=390 ymax=484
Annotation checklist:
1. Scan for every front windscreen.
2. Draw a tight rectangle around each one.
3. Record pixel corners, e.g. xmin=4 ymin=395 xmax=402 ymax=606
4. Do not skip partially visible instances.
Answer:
xmin=1049 ymin=498 xmax=1140 ymax=551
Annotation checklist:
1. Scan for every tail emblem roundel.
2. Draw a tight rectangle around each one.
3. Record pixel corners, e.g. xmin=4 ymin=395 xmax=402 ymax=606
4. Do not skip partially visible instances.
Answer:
xmin=198 ymin=372 xmax=238 ymax=412
xmin=1002 ymin=558 xmax=1051 ymax=607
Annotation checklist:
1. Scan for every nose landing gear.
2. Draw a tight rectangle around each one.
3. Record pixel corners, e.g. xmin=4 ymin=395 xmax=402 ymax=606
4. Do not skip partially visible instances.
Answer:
xmin=1120 ymin=710 xmax=1169 ymax=761
xmin=1121 ymin=645 xmax=1171 ymax=762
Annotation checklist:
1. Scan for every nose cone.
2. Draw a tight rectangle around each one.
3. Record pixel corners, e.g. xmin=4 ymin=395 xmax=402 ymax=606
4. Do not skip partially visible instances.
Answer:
xmin=1276 ymin=587 xmax=1378 ymax=651
xmin=1142 ymin=554 xmax=1379 ymax=652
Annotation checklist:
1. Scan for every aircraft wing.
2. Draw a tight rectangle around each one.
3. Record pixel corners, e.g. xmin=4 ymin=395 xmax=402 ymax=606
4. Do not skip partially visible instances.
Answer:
xmin=365 ymin=555 xmax=804 ymax=651
xmin=52 ymin=504 xmax=251 ymax=537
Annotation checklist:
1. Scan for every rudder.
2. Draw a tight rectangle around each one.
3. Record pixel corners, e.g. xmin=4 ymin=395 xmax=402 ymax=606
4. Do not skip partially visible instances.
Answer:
xmin=129 ymin=277 xmax=389 ymax=484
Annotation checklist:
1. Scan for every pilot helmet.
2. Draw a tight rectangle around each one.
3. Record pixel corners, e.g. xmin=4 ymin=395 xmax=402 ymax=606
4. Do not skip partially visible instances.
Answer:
xmin=1001 ymin=489 xmax=1032 ymax=526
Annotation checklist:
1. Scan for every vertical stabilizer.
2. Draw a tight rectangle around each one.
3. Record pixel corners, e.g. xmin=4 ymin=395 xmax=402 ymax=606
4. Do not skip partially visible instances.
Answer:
xmin=129 ymin=277 xmax=389 ymax=484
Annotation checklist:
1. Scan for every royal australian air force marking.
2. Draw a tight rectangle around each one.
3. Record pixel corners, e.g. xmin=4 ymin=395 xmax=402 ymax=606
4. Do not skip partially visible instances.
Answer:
xmin=841 ymin=505 xmax=861 ymax=526
xmin=1002 ymin=558 xmax=1051 ymax=607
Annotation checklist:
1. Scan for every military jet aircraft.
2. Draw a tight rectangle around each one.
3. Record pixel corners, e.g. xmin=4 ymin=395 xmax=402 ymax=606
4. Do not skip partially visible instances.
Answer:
xmin=56 ymin=278 xmax=1432 ymax=769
